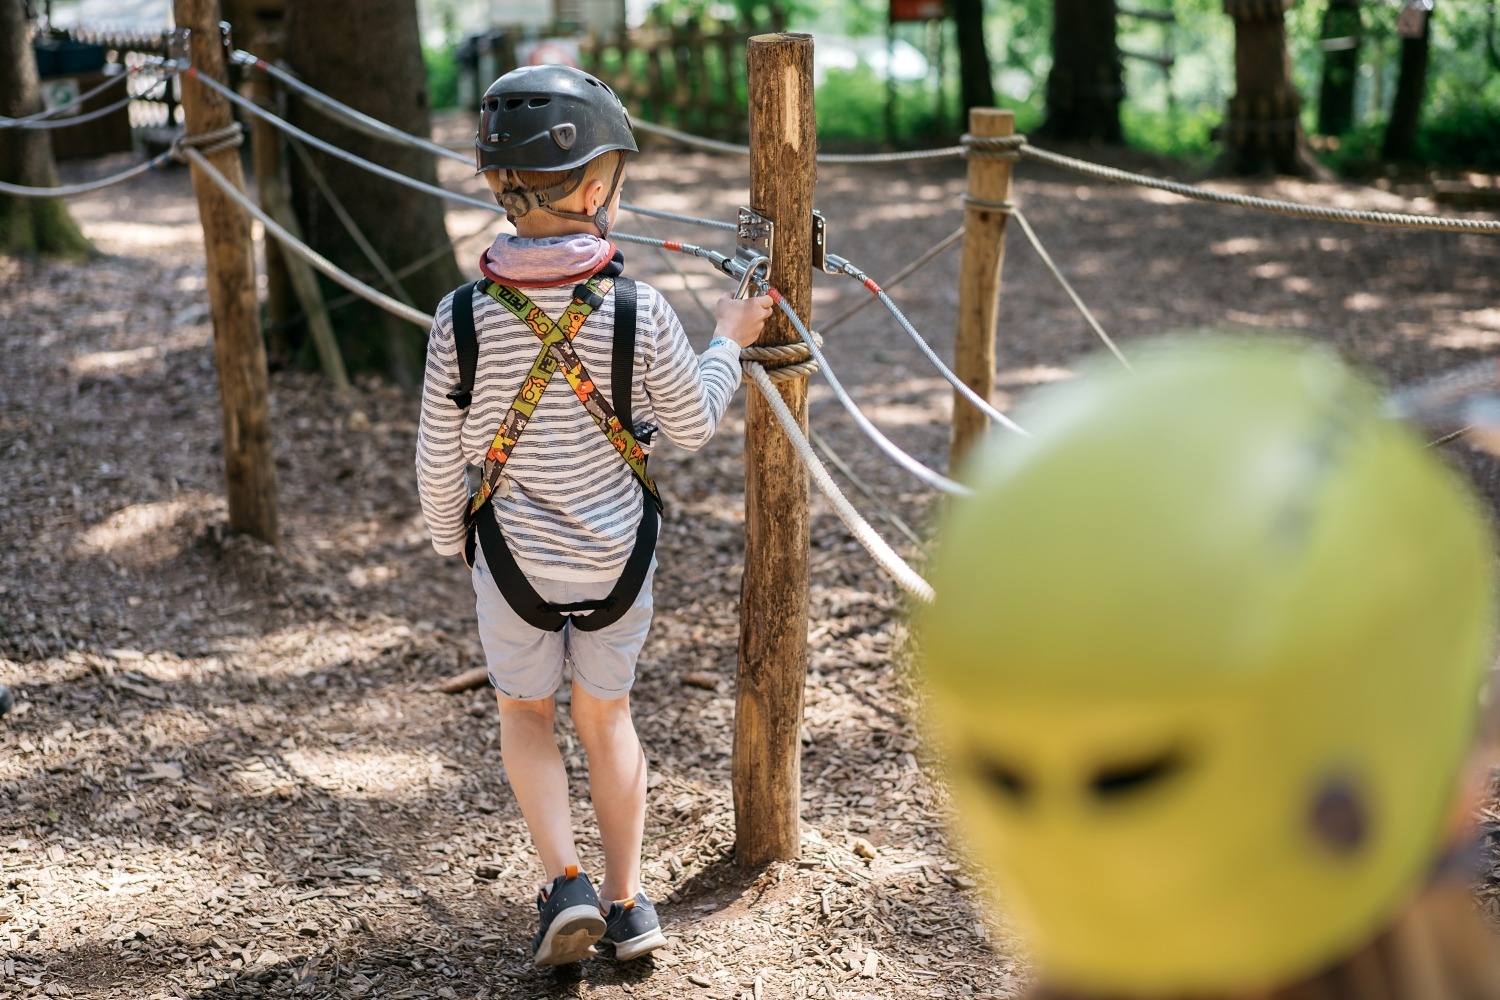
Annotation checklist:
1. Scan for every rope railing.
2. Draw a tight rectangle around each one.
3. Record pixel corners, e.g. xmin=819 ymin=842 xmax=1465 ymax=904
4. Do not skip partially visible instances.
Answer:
xmin=744 ymin=360 xmax=935 ymax=602
xmin=0 ymin=151 xmax=174 ymax=197
xmin=184 ymin=67 xmax=506 ymax=216
xmin=231 ymin=51 xmax=472 ymax=166
xmin=1009 ymin=208 xmax=1135 ymax=372
xmin=175 ymin=135 xmax=433 ymax=330
xmin=828 ymin=253 xmax=1028 ymax=436
xmin=0 ymin=67 xmax=136 ymax=126
xmin=232 ymin=51 xmax=736 ymax=239
xmin=1 ymin=79 xmax=169 ymax=131
xmin=759 ymin=285 xmax=972 ymax=496
xmin=1014 ymin=143 xmax=1500 ymax=235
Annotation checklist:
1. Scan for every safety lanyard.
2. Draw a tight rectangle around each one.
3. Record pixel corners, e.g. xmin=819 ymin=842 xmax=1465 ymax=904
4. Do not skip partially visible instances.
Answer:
xmin=470 ymin=276 xmax=660 ymax=516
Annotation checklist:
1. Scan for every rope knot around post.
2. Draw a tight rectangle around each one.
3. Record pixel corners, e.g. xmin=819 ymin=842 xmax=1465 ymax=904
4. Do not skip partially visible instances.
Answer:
xmin=741 ymin=330 xmax=823 ymax=383
xmin=961 ymin=195 xmax=1016 ymax=213
xmin=961 ymin=132 xmax=1027 ymax=161
xmin=171 ymin=122 xmax=246 ymax=161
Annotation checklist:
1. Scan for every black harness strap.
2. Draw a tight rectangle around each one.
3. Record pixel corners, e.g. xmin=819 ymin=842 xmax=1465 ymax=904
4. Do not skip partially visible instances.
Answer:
xmin=446 ymin=280 xmax=485 ymax=410
xmin=449 ymin=269 xmax=656 ymax=633
xmin=612 ymin=276 xmax=637 ymax=434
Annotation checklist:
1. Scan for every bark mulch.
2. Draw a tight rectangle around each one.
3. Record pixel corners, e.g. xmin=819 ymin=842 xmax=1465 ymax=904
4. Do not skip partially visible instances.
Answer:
xmin=2 ymin=132 xmax=1498 ymax=999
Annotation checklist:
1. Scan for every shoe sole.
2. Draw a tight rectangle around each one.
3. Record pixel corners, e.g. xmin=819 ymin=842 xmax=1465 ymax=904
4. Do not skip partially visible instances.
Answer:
xmin=533 ymin=905 xmax=606 ymax=967
xmin=607 ymin=925 xmax=668 ymax=962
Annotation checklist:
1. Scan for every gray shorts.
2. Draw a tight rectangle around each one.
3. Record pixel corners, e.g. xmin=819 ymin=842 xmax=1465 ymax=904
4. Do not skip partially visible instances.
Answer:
xmin=472 ymin=544 xmax=655 ymax=702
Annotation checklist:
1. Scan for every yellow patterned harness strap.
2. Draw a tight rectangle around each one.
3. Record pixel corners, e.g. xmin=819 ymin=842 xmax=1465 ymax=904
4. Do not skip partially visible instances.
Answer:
xmin=470 ymin=275 xmax=661 ymax=518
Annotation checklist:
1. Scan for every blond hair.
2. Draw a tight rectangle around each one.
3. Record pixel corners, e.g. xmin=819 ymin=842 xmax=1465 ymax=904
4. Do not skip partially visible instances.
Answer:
xmin=482 ymin=150 xmax=625 ymax=214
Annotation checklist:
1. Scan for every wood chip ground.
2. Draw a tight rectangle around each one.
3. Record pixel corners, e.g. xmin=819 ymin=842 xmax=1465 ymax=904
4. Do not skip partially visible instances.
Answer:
xmin=2 ymin=118 xmax=1498 ymax=998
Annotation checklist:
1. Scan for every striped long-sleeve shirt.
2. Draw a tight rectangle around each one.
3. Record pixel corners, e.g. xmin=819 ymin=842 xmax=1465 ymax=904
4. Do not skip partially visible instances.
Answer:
xmin=416 ymin=279 xmax=742 ymax=582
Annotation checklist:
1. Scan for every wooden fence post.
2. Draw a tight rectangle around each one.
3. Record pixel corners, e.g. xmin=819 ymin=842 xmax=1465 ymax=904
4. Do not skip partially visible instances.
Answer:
xmin=246 ymin=26 xmax=295 ymax=351
xmin=949 ymin=107 xmax=1015 ymax=470
xmin=174 ymin=0 xmax=280 ymax=545
xmin=733 ymin=32 xmax=816 ymax=868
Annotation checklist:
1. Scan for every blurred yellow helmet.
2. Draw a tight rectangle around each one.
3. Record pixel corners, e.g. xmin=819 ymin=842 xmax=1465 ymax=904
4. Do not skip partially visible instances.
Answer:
xmin=918 ymin=336 xmax=1494 ymax=997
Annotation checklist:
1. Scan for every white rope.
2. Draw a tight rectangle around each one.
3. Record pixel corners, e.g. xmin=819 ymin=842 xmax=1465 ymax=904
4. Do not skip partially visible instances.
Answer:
xmin=745 ymin=361 xmax=934 ymax=603
xmin=233 ymin=52 xmax=473 ymax=165
xmin=632 ymin=117 xmax=970 ymax=165
xmin=769 ymin=291 xmax=972 ymax=496
xmin=1018 ymin=144 xmax=1500 ymax=235
xmin=0 ymin=152 xmax=172 ymax=197
xmin=1010 ymin=208 xmax=1134 ymax=373
xmin=178 ymin=146 xmax=433 ymax=329
xmin=234 ymin=51 xmax=736 ymax=237
xmin=185 ymin=68 xmax=506 ymax=215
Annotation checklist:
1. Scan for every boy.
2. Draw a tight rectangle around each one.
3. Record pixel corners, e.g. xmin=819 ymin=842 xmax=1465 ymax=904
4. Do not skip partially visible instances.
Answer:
xmin=415 ymin=64 xmax=772 ymax=967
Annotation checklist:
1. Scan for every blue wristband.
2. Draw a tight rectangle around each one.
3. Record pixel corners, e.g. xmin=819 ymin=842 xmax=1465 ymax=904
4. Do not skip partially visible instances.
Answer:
xmin=709 ymin=336 xmax=738 ymax=352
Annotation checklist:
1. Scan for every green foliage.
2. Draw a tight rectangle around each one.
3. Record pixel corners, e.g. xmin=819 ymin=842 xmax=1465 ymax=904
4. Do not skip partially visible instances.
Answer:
xmin=424 ymin=43 xmax=459 ymax=110
xmin=646 ymin=0 xmax=804 ymax=30
xmin=1120 ymin=103 xmax=1220 ymax=163
xmin=815 ymin=64 xmax=949 ymax=143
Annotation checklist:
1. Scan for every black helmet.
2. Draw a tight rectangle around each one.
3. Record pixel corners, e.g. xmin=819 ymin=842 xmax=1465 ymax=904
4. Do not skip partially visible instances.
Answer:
xmin=475 ymin=66 xmax=637 ymax=235
xmin=476 ymin=64 xmax=636 ymax=173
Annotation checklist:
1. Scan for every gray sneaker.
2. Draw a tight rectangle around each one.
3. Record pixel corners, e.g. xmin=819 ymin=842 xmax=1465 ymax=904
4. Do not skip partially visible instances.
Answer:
xmin=599 ymin=891 xmax=667 ymax=961
xmin=531 ymin=867 xmax=606 ymax=966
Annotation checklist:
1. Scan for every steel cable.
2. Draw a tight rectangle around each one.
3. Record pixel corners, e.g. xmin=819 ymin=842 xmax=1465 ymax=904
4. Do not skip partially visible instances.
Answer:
xmin=0 ymin=68 xmax=135 ymax=126
xmin=762 ymin=288 xmax=972 ymax=496
xmin=827 ymin=253 xmax=1028 ymax=436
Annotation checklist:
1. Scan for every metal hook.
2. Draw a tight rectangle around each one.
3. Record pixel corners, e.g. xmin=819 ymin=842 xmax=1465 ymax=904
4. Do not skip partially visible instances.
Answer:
xmin=735 ymin=255 xmax=771 ymax=299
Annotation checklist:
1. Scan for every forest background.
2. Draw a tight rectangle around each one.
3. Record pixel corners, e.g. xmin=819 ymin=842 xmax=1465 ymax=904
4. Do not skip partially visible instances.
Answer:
xmin=412 ymin=0 xmax=1500 ymax=172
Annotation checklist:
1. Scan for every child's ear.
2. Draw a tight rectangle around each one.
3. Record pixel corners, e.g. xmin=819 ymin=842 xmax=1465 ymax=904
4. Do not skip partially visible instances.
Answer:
xmin=581 ymin=177 xmax=606 ymax=214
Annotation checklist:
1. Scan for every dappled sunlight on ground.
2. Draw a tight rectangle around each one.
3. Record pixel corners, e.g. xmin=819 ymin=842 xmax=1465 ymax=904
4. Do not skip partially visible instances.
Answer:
xmin=2 ymin=135 xmax=1498 ymax=998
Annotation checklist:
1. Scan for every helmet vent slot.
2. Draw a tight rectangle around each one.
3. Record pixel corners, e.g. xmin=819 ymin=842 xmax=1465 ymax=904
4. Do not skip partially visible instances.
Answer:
xmin=528 ymin=96 xmax=552 ymax=107
xmin=973 ymin=756 xmax=1030 ymax=803
xmin=503 ymin=98 xmax=526 ymax=110
xmin=1090 ymin=750 xmax=1184 ymax=800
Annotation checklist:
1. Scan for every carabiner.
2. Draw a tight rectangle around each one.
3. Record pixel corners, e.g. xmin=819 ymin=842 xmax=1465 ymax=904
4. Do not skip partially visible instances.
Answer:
xmin=734 ymin=255 xmax=771 ymax=300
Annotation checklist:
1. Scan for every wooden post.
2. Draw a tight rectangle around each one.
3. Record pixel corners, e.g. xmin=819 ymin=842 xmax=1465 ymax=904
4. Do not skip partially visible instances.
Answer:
xmin=175 ymin=0 xmax=280 ymax=544
xmin=733 ymin=32 xmax=815 ymax=868
xmin=260 ymin=180 xmax=351 ymax=391
xmin=949 ymin=107 xmax=1014 ymax=469
xmin=245 ymin=27 xmax=295 ymax=349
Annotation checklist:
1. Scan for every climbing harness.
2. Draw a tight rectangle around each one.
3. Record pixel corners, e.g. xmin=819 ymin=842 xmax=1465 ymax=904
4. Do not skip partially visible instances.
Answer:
xmin=448 ymin=257 xmax=661 ymax=633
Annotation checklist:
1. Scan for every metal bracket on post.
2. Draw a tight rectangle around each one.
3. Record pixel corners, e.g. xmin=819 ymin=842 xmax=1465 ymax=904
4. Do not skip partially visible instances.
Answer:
xmin=721 ymin=206 xmax=775 ymax=288
xmin=167 ymin=27 xmax=191 ymax=66
xmin=812 ymin=210 xmax=839 ymax=274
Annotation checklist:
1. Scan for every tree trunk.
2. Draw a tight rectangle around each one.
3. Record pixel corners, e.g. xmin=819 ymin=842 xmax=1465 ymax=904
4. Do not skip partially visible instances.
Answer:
xmin=1316 ymin=0 xmax=1360 ymax=136
xmin=1219 ymin=0 xmax=1323 ymax=176
xmin=1381 ymin=1 xmax=1432 ymax=162
xmin=0 ymin=0 xmax=92 ymax=257
xmin=1042 ymin=0 xmax=1123 ymax=144
xmin=948 ymin=0 xmax=995 ymax=126
xmin=283 ymin=0 xmax=461 ymax=388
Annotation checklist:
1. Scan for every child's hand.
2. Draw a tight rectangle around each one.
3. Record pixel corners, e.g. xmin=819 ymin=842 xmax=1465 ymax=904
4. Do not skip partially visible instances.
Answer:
xmin=714 ymin=293 xmax=775 ymax=348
